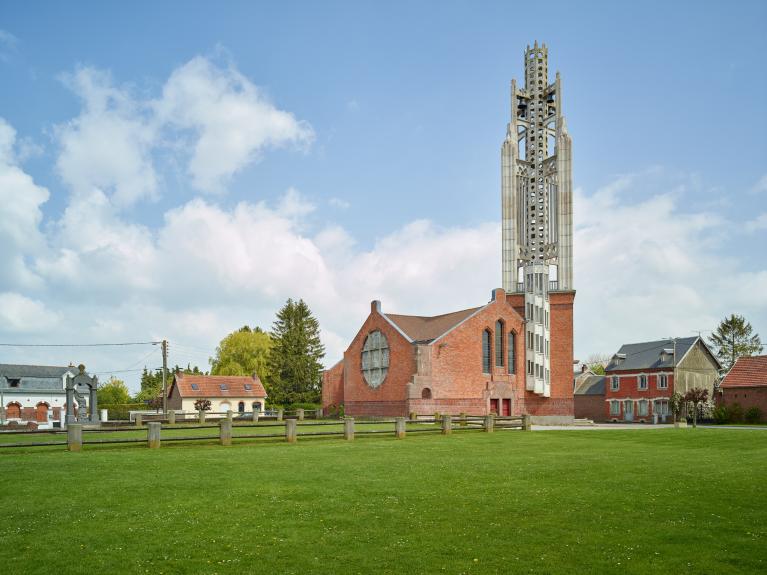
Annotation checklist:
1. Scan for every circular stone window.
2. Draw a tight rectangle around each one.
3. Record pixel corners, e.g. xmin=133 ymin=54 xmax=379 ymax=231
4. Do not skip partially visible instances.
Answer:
xmin=361 ymin=330 xmax=389 ymax=388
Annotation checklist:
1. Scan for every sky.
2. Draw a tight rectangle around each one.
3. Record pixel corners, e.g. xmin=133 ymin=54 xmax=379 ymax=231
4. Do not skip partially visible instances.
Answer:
xmin=0 ymin=0 xmax=765 ymax=392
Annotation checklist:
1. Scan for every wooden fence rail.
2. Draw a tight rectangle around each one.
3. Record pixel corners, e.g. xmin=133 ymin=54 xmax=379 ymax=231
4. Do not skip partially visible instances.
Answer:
xmin=0 ymin=414 xmax=531 ymax=451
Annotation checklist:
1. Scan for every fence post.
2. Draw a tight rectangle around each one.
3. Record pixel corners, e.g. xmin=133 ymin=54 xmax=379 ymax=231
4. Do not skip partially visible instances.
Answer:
xmin=277 ymin=409 xmax=284 ymax=422
xmin=344 ymin=417 xmax=355 ymax=441
xmin=409 ymin=411 xmax=417 ymax=421
xmin=168 ymin=410 xmax=176 ymax=425
xmin=67 ymin=423 xmax=83 ymax=452
xmin=285 ymin=418 xmax=297 ymax=443
xmin=459 ymin=412 xmax=467 ymax=427
xmin=484 ymin=414 xmax=494 ymax=433
xmin=395 ymin=417 xmax=406 ymax=439
xmin=226 ymin=410 xmax=233 ymax=423
xmin=134 ymin=413 xmax=143 ymax=427
xmin=296 ymin=408 xmax=305 ymax=421
xmin=220 ymin=418 xmax=232 ymax=446
xmin=522 ymin=414 xmax=532 ymax=431
xmin=198 ymin=409 xmax=205 ymax=424
xmin=316 ymin=407 xmax=323 ymax=418
xmin=442 ymin=414 xmax=452 ymax=435
xmin=434 ymin=411 xmax=441 ymax=422
xmin=252 ymin=408 xmax=259 ymax=423
xmin=147 ymin=422 xmax=161 ymax=449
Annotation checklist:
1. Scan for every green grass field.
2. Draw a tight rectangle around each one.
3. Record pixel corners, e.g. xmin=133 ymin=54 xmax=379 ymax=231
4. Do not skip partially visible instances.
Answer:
xmin=1 ymin=428 xmax=765 ymax=574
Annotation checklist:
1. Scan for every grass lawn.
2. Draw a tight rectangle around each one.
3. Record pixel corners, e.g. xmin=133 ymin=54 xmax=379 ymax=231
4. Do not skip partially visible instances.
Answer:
xmin=0 ymin=429 xmax=765 ymax=574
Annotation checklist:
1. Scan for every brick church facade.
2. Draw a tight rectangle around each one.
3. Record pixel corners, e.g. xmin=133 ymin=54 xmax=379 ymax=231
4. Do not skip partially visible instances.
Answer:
xmin=323 ymin=43 xmax=576 ymax=423
xmin=322 ymin=288 xmax=575 ymax=423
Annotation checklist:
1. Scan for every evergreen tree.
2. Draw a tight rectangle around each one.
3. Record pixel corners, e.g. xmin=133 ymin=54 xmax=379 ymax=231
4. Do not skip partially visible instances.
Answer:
xmin=268 ymin=299 xmax=325 ymax=405
xmin=708 ymin=314 xmax=763 ymax=371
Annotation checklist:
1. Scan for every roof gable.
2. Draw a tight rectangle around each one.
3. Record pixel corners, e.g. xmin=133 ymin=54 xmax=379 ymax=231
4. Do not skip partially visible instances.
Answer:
xmin=720 ymin=355 xmax=767 ymax=388
xmin=574 ymin=375 xmax=605 ymax=395
xmin=606 ymin=337 xmax=698 ymax=372
xmin=384 ymin=307 xmax=483 ymax=344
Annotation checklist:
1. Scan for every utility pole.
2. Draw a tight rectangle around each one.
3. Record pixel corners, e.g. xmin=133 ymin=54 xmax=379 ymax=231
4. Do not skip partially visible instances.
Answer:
xmin=161 ymin=339 xmax=168 ymax=414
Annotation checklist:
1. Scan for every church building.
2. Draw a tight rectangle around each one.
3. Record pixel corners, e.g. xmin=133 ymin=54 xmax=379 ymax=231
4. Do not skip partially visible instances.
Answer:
xmin=322 ymin=43 xmax=576 ymax=423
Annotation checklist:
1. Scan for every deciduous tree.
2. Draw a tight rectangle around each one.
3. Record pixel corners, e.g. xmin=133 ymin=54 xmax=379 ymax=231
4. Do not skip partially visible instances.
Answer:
xmin=97 ymin=377 xmax=131 ymax=405
xmin=210 ymin=325 xmax=272 ymax=379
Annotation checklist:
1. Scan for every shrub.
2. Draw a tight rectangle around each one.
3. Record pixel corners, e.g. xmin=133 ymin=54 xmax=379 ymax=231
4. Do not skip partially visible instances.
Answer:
xmin=100 ymin=403 xmax=147 ymax=420
xmin=744 ymin=406 xmax=762 ymax=424
xmin=712 ymin=405 xmax=730 ymax=424
xmin=194 ymin=399 xmax=211 ymax=412
xmin=288 ymin=402 xmax=322 ymax=411
xmin=325 ymin=403 xmax=344 ymax=418
xmin=728 ymin=402 xmax=744 ymax=423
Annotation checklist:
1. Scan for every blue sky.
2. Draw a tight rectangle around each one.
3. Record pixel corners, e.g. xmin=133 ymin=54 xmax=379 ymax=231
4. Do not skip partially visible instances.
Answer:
xmin=0 ymin=0 xmax=765 ymax=389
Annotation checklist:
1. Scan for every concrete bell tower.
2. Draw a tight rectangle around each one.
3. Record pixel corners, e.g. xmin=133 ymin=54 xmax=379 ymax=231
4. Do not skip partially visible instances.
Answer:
xmin=501 ymin=42 xmax=573 ymax=397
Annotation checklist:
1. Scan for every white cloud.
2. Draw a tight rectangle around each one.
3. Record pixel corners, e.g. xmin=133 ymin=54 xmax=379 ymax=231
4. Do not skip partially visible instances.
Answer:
xmin=55 ymin=67 xmax=158 ymax=206
xmin=156 ymin=56 xmax=314 ymax=193
xmin=752 ymin=174 xmax=767 ymax=195
xmin=0 ymin=29 xmax=18 ymax=62
xmin=0 ymin=118 xmax=50 ymax=291
xmin=329 ymin=197 xmax=350 ymax=209
xmin=746 ymin=213 xmax=767 ymax=233
xmin=0 ymin=292 xmax=60 ymax=333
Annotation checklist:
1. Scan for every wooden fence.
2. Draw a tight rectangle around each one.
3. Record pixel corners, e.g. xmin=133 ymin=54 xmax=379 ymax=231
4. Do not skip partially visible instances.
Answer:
xmin=0 ymin=414 xmax=531 ymax=451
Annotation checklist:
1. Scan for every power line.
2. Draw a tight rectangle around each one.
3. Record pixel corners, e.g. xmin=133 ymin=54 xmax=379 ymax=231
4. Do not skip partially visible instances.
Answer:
xmin=0 ymin=341 xmax=161 ymax=348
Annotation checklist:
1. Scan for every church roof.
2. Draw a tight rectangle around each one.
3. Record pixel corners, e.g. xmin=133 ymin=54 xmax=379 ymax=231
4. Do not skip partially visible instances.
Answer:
xmin=384 ymin=307 xmax=483 ymax=344
xmin=720 ymin=355 xmax=767 ymax=388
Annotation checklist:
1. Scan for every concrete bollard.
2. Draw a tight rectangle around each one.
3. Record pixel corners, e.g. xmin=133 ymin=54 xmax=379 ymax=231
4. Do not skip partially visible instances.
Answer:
xmin=344 ymin=417 xmax=355 ymax=441
xmin=297 ymin=408 xmax=305 ymax=421
xmin=220 ymin=418 xmax=232 ymax=446
xmin=442 ymin=414 xmax=452 ymax=435
xmin=168 ymin=410 xmax=176 ymax=425
xmin=134 ymin=413 xmax=143 ymax=427
xmin=484 ymin=414 xmax=494 ymax=433
xmin=522 ymin=414 xmax=532 ymax=431
xmin=409 ymin=411 xmax=417 ymax=422
xmin=252 ymin=408 xmax=260 ymax=423
xmin=67 ymin=424 xmax=83 ymax=452
xmin=459 ymin=412 xmax=467 ymax=427
xmin=395 ymin=417 xmax=406 ymax=439
xmin=316 ymin=407 xmax=323 ymax=418
xmin=434 ymin=411 xmax=441 ymax=422
xmin=226 ymin=410 xmax=233 ymax=422
xmin=147 ymin=422 xmax=161 ymax=449
xmin=285 ymin=418 xmax=297 ymax=443
xmin=198 ymin=409 xmax=206 ymax=424
xmin=277 ymin=409 xmax=284 ymax=422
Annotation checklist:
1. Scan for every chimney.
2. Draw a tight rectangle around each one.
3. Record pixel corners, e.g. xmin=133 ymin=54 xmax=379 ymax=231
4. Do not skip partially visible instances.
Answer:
xmin=581 ymin=364 xmax=588 ymax=373
xmin=371 ymin=300 xmax=382 ymax=314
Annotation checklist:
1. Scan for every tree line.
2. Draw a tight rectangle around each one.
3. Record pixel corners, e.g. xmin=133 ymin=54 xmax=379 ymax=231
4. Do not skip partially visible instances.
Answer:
xmin=98 ymin=298 xmax=325 ymax=408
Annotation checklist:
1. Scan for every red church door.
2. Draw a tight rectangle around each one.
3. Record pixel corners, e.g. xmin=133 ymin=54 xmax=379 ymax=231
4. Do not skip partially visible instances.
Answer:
xmin=490 ymin=399 xmax=499 ymax=415
xmin=502 ymin=399 xmax=511 ymax=416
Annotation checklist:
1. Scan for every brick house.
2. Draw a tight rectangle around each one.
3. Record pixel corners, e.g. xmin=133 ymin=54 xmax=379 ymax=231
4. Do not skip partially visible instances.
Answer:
xmin=604 ymin=336 xmax=721 ymax=423
xmin=167 ymin=373 xmax=267 ymax=413
xmin=0 ymin=363 xmax=82 ymax=425
xmin=322 ymin=287 xmax=575 ymax=423
xmin=574 ymin=375 xmax=606 ymax=422
xmin=718 ymin=355 xmax=767 ymax=420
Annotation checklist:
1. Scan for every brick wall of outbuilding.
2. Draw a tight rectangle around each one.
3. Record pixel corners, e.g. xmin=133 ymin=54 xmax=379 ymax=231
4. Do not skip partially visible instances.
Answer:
xmin=574 ymin=395 xmax=605 ymax=422
xmin=720 ymin=387 xmax=767 ymax=421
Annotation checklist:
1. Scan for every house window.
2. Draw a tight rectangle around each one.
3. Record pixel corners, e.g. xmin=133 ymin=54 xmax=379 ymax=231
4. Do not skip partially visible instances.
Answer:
xmin=220 ymin=384 xmax=228 ymax=391
xmin=422 ymin=388 xmax=432 ymax=399
xmin=508 ymin=332 xmax=516 ymax=374
xmin=528 ymin=332 xmax=534 ymax=350
xmin=495 ymin=321 xmax=505 ymax=367
xmin=244 ymin=384 xmax=252 ymax=391
xmin=362 ymin=330 xmax=390 ymax=388
xmin=611 ymin=376 xmax=620 ymax=391
xmin=638 ymin=400 xmax=648 ymax=416
xmin=482 ymin=329 xmax=492 ymax=373
xmin=8 ymin=378 xmax=20 ymax=388
xmin=252 ymin=401 xmax=262 ymax=411
xmin=238 ymin=401 xmax=245 ymax=413
xmin=190 ymin=383 xmax=199 ymax=391
xmin=638 ymin=375 xmax=648 ymax=391
xmin=610 ymin=401 xmax=620 ymax=415
xmin=527 ymin=360 xmax=533 ymax=375
xmin=658 ymin=374 xmax=668 ymax=389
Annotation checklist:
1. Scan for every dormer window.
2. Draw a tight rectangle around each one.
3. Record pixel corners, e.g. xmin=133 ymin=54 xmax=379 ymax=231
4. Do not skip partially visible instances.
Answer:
xmin=8 ymin=378 xmax=20 ymax=388
xmin=190 ymin=383 xmax=199 ymax=391
xmin=220 ymin=384 xmax=228 ymax=391
xmin=244 ymin=384 xmax=252 ymax=391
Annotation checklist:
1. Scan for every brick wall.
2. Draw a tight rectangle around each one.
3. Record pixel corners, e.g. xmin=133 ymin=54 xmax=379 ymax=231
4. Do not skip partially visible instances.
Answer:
xmin=721 ymin=387 xmax=767 ymax=420
xmin=574 ymin=395 xmax=605 ymax=422
xmin=321 ymin=360 xmax=345 ymax=409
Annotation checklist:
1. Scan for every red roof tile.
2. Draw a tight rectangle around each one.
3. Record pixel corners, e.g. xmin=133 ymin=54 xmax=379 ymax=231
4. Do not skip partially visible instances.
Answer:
xmin=720 ymin=355 xmax=767 ymax=388
xmin=172 ymin=373 xmax=267 ymax=398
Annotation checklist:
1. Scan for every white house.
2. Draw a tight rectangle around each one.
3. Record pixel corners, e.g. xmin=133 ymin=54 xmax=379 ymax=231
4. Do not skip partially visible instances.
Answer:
xmin=167 ymin=373 xmax=267 ymax=413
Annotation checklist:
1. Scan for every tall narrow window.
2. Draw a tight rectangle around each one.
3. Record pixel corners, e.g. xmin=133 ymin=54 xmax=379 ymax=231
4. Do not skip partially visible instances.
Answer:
xmin=508 ymin=331 xmax=516 ymax=374
xmin=482 ymin=329 xmax=492 ymax=373
xmin=495 ymin=320 xmax=504 ymax=367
